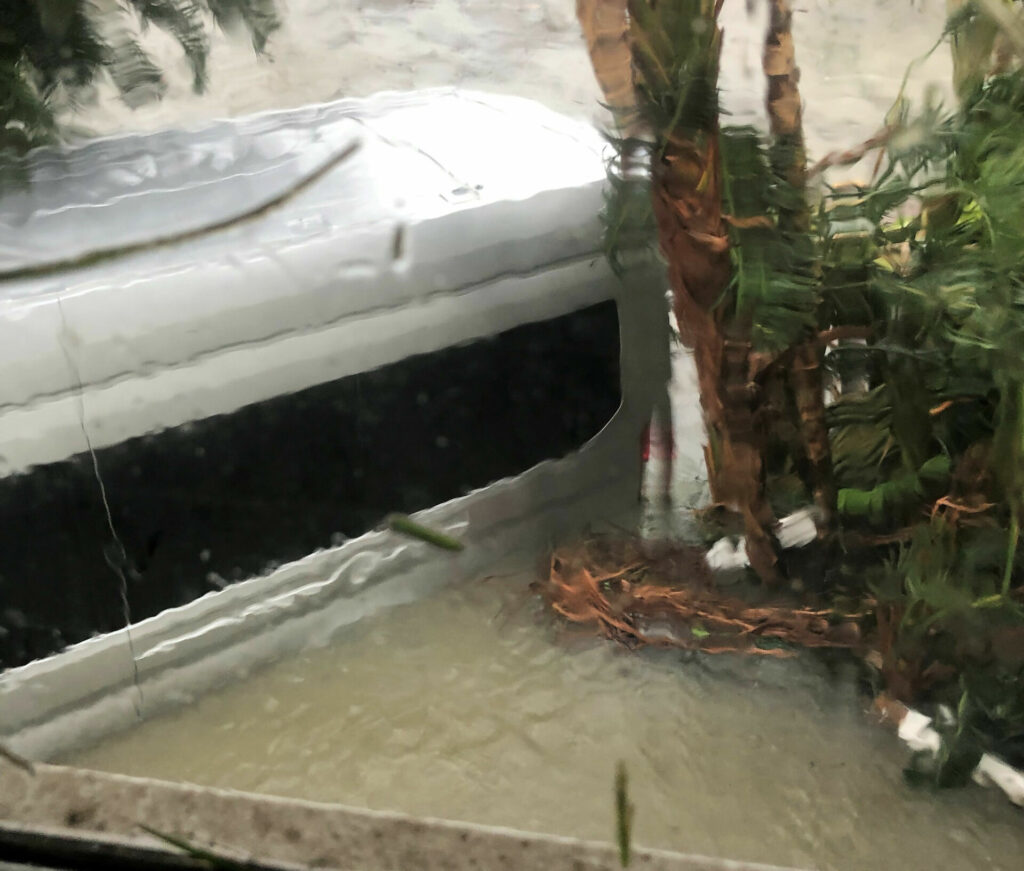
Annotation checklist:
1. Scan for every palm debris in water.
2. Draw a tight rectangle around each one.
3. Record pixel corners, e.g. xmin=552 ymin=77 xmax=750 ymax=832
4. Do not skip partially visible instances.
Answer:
xmin=535 ymin=535 xmax=863 ymax=657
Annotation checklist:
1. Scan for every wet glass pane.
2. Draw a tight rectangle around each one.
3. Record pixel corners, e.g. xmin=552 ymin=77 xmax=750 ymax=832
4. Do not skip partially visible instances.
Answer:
xmin=3 ymin=3 xmax=1024 ymax=871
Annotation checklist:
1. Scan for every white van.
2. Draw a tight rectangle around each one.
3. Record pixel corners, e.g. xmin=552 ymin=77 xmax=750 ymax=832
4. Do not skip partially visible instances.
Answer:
xmin=0 ymin=88 xmax=669 ymax=757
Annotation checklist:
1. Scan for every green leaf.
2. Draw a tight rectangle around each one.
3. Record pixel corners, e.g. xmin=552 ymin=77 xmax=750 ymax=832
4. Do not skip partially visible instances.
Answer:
xmin=139 ymin=825 xmax=248 ymax=870
xmin=614 ymin=761 xmax=633 ymax=868
xmin=386 ymin=514 xmax=464 ymax=552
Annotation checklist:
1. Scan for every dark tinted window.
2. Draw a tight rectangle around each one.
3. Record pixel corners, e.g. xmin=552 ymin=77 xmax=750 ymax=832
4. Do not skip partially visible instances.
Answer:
xmin=0 ymin=301 xmax=620 ymax=669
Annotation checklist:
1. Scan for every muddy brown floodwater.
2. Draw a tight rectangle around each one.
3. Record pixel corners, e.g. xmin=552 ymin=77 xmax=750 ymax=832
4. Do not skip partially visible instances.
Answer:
xmin=66 ymin=575 xmax=1024 ymax=871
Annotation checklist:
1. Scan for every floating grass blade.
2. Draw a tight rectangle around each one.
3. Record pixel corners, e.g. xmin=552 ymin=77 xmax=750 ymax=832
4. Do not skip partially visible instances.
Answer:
xmin=139 ymin=824 xmax=250 ymax=870
xmin=386 ymin=514 xmax=465 ymax=551
xmin=615 ymin=760 xmax=634 ymax=867
xmin=0 ymin=742 xmax=34 ymax=775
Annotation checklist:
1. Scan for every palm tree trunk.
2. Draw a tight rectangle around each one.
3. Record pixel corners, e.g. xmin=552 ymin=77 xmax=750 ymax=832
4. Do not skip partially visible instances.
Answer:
xmin=764 ymin=0 xmax=835 ymax=536
xmin=575 ymin=0 xmax=636 ymax=123
xmin=644 ymin=7 xmax=780 ymax=583
xmin=576 ymin=0 xmax=782 ymax=582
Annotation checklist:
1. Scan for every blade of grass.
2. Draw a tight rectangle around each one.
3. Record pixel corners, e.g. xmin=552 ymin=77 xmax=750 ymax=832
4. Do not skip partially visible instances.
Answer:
xmin=386 ymin=514 xmax=465 ymax=551
xmin=615 ymin=761 xmax=634 ymax=867
xmin=139 ymin=824 xmax=249 ymax=870
xmin=0 ymin=742 xmax=35 ymax=775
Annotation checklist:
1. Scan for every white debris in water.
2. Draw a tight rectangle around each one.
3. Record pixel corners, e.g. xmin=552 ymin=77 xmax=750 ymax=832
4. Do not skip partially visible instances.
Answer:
xmin=776 ymin=507 xmax=819 ymax=549
xmin=704 ymin=507 xmax=819 ymax=572
xmin=899 ymin=706 xmax=1024 ymax=808
xmin=975 ymin=754 xmax=1024 ymax=808
xmin=897 ymin=709 xmax=942 ymax=754
xmin=706 ymin=536 xmax=748 ymax=571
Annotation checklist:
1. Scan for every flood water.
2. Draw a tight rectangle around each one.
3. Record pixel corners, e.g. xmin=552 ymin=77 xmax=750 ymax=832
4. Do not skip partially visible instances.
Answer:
xmin=73 ymin=0 xmax=952 ymax=169
xmin=67 ymin=575 xmax=1024 ymax=871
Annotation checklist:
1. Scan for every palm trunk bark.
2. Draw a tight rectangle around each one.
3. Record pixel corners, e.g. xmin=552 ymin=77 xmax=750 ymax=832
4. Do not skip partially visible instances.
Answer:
xmin=575 ymin=0 xmax=636 ymax=123
xmin=576 ymin=0 xmax=782 ymax=582
xmin=764 ymin=0 xmax=835 ymax=536
xmin=651 ymin=120 xmax=779 ymax=582
xmin=642 ymin=7 xmax=781 ymax=583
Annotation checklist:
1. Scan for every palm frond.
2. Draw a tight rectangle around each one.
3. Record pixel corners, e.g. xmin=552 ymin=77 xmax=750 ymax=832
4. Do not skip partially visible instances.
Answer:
xmin=719 ymin=126 xmax=819 ymax=352
xmin=127 ymin=0 xmax=210 ymax=91
xmin=207 ymin=0 xmax=280 ymax=53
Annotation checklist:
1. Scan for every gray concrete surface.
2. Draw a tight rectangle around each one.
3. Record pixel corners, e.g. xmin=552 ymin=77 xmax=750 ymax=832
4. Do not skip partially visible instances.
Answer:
xmin=0 ymin=762 xmax=804 ymax=871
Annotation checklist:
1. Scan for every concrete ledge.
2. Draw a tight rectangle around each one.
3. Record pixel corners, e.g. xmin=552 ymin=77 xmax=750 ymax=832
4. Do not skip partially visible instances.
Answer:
xmin=0 ymin=763 xmax=802 ymax=871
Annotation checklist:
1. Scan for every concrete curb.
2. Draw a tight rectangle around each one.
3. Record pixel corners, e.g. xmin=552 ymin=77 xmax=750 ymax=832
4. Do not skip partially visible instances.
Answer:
xmin=0 ymin=763 xmax=804 ymax=871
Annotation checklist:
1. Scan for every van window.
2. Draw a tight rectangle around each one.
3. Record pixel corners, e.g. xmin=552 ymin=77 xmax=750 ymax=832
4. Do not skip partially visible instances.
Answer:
xmin=0 ymin=301 xmax=620 ymax=669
